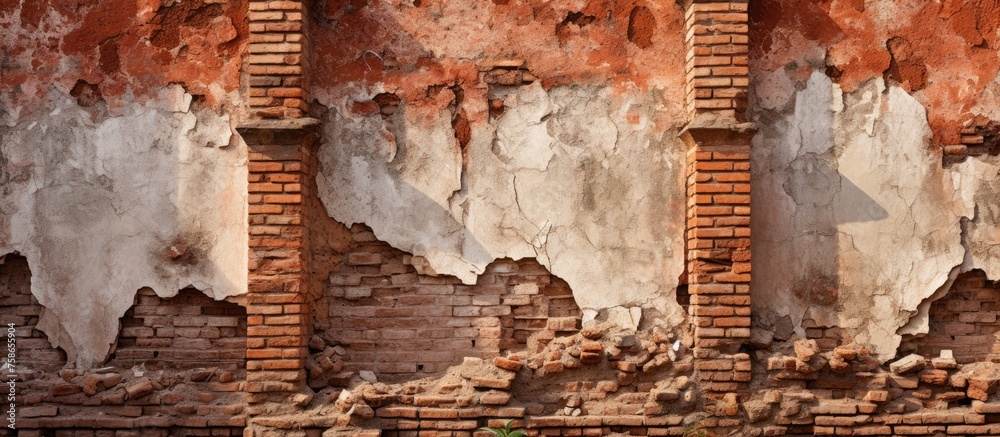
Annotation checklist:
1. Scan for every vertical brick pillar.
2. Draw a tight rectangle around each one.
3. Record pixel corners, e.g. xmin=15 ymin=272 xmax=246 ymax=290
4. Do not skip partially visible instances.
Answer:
xmin=684 ymin=0 xmax=749 ymax=119
xmin=239 ymin=121 xmax=319 ymax=418
xmin=680 ymin=0 xmax=754 ymax=404
xmin=248 ymin=0 xmax=309 ymax=119
xmin=242 ymin=0 xmax=316 ymax=425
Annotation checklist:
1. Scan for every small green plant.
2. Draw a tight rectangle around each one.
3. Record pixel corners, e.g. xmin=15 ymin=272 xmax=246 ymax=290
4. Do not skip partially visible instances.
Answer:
xmin=479 ymin=419 xmax=526 ymax=437
xmin=683 ymin=423 xmax=708 ymax=437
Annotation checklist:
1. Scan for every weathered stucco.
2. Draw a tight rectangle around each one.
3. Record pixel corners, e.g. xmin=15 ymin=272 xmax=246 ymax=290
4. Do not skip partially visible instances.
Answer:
xmin=316 ymin=82 xmax=688 ymax=329
xmin=750 ymin=0 xmax=1000 ymax=145
xmin=308 ymin=0 xmax=692 ymax=330
xmin=0 ymin=87 xmax=247 ymax=367
xmin=0 ymin=0 xmax=245 ymax=119
xmin=751 ymin=71 xmax=1000 ymax=361
xmin=953 ymin=156 xmax=1000 ymax=279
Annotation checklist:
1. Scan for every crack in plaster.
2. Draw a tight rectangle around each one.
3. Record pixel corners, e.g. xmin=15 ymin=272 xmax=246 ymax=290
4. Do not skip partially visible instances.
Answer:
xmin=315 ymin=83 xmax=687 ymax=332
xmin=752 ymin=71 xmax=980 ymax=361
xmin=0 ymin=86 xmax=247 ymax=367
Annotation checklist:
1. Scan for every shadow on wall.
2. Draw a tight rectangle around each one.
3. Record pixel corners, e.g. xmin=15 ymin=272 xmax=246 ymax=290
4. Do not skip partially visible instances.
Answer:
xmin=751 ymin=91 xmax=888 ymax=346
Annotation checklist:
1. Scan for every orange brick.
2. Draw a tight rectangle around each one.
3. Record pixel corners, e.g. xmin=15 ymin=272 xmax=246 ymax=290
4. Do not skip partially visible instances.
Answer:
xmin=246 ymin=348 xmax=283 ymax=359
xmin=249 ymin=183 xmax=284 ymax=193
xmin=691 ymin=56 xmax=732 ymax=67
xmin=695 ymin=161 xmax=733 ymax=171
xmin=712 ymin=66 xmax=749 ymax=76
xmin=695 ymin=99 xmax=733 ymax=109
xmin=712 ymin=12 xmax=748 ymax=23
xmin=695 ymin=228 xmax=734 ymax=238
xmin=693 ymin=184 xmax=732 ymax=194
xmin=264 ymin=315 xmax=304 ymax=325
xmin=268 ymin=87 xmax=303 ymax=98
xmin=249 ymin=205 xmax=284 ymax=214
xmin=268 ymin=174 xmax=301 ymax=183
xmin=248 ymin=65 xmax=302 ymax=76
xmin=262 ymin=359 xmax=304 ymax=370
xmin=714 ymin=194 xmax=750 ymax=204
xmin=248 ymin=43 xmax=302 ymax=54
xmin=714 ymin=317 xmax=750 ymax=327
xmin=263 ymin=194 xmax=302 ymax=204
xmin=248 ymin=162 xmax=283 ymax=172
xmin=247 ymin=326 xmax=305 ymax=337
xmin=693 ymin=206 xmax=734 ymax=216
xmin=268 ymin=1 xmax=303 ymax=10
xmin=265 ymin=22 xmax=303 ymax=32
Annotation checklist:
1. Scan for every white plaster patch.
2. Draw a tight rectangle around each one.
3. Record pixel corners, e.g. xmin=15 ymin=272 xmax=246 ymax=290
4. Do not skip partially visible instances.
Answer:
xmin=316 ymin=84 xmax=688 ymax=330
xmin=0 ymin=89 xmax=248 ymax=367
xmin=952 ymin=156 xmax=1000 ymax=279
xmin=752 ymin=72 xmax=967 ymax=361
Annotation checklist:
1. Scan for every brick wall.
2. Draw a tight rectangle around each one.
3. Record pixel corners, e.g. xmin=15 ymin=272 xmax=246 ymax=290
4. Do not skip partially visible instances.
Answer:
xmin=247 ymin=0 xmax=308 ymax=119
xmin=684 ymin=0 xmax=749 ymax=120
xmin=943 ymin=121 xmax=1000 ymax=165
xmin=0 ymin=254 xmax=66 ymax=373
xmin=1 ymin=258 xmax=247 ymax=435
xmin=241 ymin=123 xmax=317 ymax=416
xmin=110 ymin=288 xmax=247 ymax=369
xmin=913 ymin=270 xmax=1000 ymax=364
xmin=680 ymin=0 xmax=753 ymax=406
xmin=313 ymin=224 xmax=582 ymax=382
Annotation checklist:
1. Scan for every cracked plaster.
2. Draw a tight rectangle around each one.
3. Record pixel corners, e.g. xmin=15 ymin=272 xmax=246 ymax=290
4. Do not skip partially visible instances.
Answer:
xmin=752 ymin=71 xmax=1000 ymax=362
xmin=316 ymin=83 xmax=687 ymax=330
xmin=0 ymin=86 xmax=247 ymax=367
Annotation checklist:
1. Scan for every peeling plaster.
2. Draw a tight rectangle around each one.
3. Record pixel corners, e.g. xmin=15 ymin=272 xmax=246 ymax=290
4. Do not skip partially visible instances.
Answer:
xmin=316 ymin=83 xmax=687 ymax=330
xmin=752 ymin=72 xmax=969 ymax=362
xmin=952 ymin=156 xmax=1000 ymax=280
xmin=750 ymin=0 xmax=1000 ymax=144
xmin=0 ymin=87 xmax=247 ymax=367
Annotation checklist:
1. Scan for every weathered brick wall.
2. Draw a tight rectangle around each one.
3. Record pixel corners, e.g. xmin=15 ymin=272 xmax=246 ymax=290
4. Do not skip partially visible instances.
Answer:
xmin=0 ymin=258 xmax=247 ymax=435
xmin=248 ymin=327 xmax=700 ymax=437
xmin=247 ymin=0 xmax=308 ymax=119
xmin=0 ymin=254 xmax=66 ymax=373
xmin=681 ymin=0 xmax=753 ymax=409
xmin=110 ymin=288 xmax=247 ymax=369
xmin=912 ymin=270 xmax=1000 ymax=364
xmin=313 ymin=225 xmax=581 ymax=382
xmin=242 ymin=123 xmax=317 ymax=418
xmin=685 ymin=0 xmax=749 ymax=119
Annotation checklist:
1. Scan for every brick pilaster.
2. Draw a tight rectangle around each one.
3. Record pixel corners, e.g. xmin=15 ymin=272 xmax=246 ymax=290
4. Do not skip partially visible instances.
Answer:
xmin=680 ymin=0 xmax=754 ymax=404
xmin=684 ymin=0 xmax=749 ymax=120
xmin=248 ymin=0 xmax=309 ymax=119
xmin=239 ymin=120 xmax=319 ymax=417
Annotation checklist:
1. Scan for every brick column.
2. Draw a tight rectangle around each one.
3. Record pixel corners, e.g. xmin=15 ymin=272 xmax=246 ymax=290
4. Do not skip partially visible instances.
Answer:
xmin=242 ymin=0 xmax=317 ymax=425
xmin=248 ymin=0 xmax=309 ymax=119
xmin=683 ymin=0 xmax=749 ymax=118
xmin=680 ymin=0 xmax=754 ymax=404
xmin=239 ymin=122 xmax=318 ymax=418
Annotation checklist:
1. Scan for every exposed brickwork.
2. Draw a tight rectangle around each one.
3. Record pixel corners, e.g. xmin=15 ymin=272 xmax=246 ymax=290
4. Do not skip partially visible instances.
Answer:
xmin=110 ymin=288 xmax=247 ymax=369
xmin=912 ymin=270 xmax=1000 ymax=364
xmin=943 ymin=121 xmax=1000 ymax=165
xmin=0 ymin=254 xmax=66 ymax=373
xmin=241 ymin=123 xmax=318 ymax=416
xmin=247 ymin=0 xmax=308 ymax=119
xmin=684 ymin=0 xmax=750 ymax=119
xmin=313 ymin=225 xmax=581 ymax=382
xmin=758 ymin=339 xmax=1000 ymax=436
xmin=0 ymin=257 xmax=247 ymax=435
xmin=246 ymin=329 xmax=700 ymax=437
xmin=680 ymin=0 xmax=753 ymax=408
